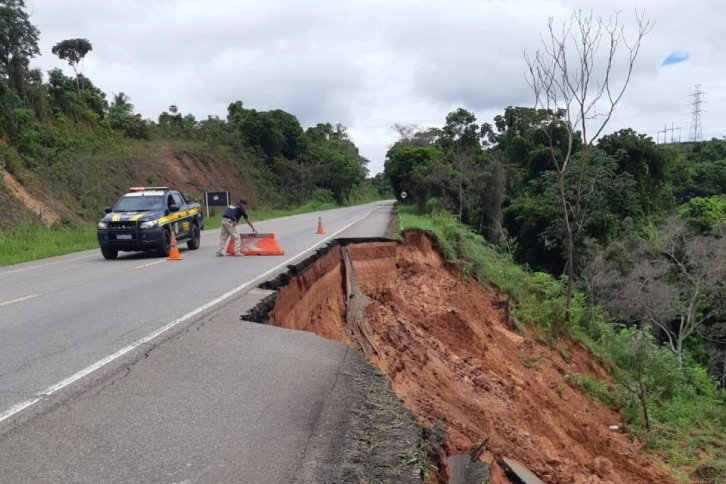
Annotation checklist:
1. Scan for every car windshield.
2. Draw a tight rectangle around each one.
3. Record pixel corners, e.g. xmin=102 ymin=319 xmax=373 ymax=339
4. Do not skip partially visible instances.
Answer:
xmin=113 ymin=195 xmax=163 ymax=212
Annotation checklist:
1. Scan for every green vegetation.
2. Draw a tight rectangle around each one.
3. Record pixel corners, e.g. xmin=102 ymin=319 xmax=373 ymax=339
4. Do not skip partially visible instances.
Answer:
xmin=0 ymin=224 xmax=97 ymax=266
xmin=399 ymin=206 xmax=726 ymax=481
xmin=564 ymin=373 xmax=617 ymax=407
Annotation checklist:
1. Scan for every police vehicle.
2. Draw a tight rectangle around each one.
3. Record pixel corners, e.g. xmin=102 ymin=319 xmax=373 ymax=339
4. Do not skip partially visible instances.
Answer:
xmin=97 ymin=186 xmax=204 ymax=260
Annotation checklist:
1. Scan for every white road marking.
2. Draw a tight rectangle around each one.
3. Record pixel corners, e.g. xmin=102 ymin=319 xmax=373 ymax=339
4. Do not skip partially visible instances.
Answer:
xmin=135 ymin=260 xmax=166 ymax=269
xmin=0 ymin=254 xmax=97 ymax=276
xmin=0 ymin=294 xmax=40 ymax=307
xmin=0 ymin=208 xmax=377 ymax=425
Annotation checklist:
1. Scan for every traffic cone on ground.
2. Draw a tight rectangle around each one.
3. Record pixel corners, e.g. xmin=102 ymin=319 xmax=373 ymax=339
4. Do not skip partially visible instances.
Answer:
xmin=316 ymin=217 xmax=325 ymax=234
xmin=168 ymin=231 xmax=182 ymax=260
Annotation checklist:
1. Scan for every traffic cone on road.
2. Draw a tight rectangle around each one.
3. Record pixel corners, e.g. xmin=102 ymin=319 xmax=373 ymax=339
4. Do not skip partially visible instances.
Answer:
xmin=316 ymin=217 xmax=325 ymax=234
xmin=168 ymin=231 xmax=182 ymax=260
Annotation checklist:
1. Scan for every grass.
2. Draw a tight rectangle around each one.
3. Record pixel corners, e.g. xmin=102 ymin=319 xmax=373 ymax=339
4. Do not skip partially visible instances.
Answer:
xmin=564 ymin=373 xmax=617 ymax=406
xmin=0 ymin=223 xmax=98 ymax=266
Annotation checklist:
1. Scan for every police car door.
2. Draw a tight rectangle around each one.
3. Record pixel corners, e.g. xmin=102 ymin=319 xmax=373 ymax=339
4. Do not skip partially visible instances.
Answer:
xmin=170 ymin=192 xmax=189 ymax=239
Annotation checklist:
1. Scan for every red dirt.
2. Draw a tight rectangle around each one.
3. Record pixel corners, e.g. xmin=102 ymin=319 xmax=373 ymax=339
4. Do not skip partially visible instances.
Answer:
xmin=268 ymin=231 xmax=676 ymax=484
xmin=159 ymin=149 xmax=258 ymax=206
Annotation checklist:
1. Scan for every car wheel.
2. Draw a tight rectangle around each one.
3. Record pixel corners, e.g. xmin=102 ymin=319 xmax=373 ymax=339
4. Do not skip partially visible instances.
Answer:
xmin=101 ymin=246 xmax=118 ymax=260
xmin=187 ymin=223 xmax=201 ymax=250
xmin=158 ymin=230 xmax=171 ymax=257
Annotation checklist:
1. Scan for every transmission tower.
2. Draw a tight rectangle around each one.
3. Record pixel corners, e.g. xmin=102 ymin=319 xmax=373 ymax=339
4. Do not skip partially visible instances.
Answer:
xmin=689 ymin=84 xmax=706 ymax=141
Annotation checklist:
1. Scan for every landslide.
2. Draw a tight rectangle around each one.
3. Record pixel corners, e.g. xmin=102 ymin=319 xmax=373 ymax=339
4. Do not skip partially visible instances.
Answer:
xmin=264 ymin=231 xmax=674 ymax=483
xmin=0 ymin=144 xmax=257 ymax=229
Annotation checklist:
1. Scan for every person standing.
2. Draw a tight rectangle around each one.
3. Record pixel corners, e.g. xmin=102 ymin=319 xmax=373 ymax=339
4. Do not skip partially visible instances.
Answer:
xmin=216 ymin=199 xmax=256 ymax=256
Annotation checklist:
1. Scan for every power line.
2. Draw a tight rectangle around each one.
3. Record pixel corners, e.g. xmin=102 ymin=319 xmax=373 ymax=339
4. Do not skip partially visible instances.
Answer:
xmin=689 ymin=84 xmax=706 ymax=141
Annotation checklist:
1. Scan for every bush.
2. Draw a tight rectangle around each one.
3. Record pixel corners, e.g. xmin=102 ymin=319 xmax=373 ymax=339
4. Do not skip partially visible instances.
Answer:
xmin=311 ymin=188 xmax=335 ymax=204
xmin=0 ymin=145 xmax=24 ymax=177
xmin=425 ymin=197 xmax=447 ymax=214
xmin=679 ymin=195 xmax=726 ymax=233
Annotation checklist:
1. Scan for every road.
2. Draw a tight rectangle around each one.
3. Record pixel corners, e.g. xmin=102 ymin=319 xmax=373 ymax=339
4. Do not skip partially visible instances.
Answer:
xmin=0 ymin=201 xmax=395 ymax=483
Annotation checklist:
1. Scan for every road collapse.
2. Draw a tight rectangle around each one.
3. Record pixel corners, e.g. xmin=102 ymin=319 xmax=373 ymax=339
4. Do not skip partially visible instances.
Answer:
xmin=243 ymin=230 xmax=675 ymax=484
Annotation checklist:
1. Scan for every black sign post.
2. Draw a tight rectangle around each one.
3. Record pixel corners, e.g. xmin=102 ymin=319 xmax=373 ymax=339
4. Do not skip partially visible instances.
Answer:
xmin=204 ymin=191 xmax=230 ymax=218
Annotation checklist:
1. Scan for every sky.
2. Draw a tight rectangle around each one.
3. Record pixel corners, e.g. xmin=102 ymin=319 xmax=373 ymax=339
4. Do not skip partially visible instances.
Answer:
xmin=25 ymin=0 xmax=726 ymax=175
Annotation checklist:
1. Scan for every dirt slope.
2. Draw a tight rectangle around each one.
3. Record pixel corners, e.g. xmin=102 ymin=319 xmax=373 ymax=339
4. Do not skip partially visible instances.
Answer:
xmin=2 ymin=171 xmax=60 ymax=225
xmin=0 ymin=146 xmax=257 ymax=227
xmin=267 ymin=232 xmax=675 ymax=483
xmin=158 ymin=148 xmax=257 ymax=205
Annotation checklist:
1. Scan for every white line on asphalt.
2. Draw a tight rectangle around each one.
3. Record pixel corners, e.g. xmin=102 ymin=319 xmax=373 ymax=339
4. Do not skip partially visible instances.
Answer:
xmin=0 ymin=254 xmax=97 ymax=276
xmin=0 ymin=294 xmax=40 ymax=307
xmin=135 ymin=260 xmax=166 ymax=269
xmin=0 ymin=208 xmax=377 ymax=425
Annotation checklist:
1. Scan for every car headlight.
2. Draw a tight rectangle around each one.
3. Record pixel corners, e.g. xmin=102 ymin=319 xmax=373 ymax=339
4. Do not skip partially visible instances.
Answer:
xmin=98 ymin=221 xmax=108 ymax=230
xmin=140 ymin=220 xmax=158 ymax=229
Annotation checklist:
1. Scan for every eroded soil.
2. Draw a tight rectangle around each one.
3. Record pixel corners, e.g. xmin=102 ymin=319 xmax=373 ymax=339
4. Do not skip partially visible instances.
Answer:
xmin=266 ymin=230 xmax=675 ymax=484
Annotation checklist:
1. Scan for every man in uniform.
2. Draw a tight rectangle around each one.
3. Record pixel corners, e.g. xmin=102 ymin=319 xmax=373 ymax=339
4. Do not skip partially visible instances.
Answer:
xmin=216 ymin=199 xmax=257 ymax=257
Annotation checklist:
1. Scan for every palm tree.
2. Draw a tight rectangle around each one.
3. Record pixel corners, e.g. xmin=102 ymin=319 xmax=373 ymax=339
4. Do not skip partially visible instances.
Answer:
xmin=111 ymin=92 xmax=134 ymax=114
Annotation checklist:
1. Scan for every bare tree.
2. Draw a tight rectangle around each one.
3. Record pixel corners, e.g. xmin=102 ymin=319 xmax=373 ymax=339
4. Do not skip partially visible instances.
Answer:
xmin=525 ymin=9 xmax=653 ymax=322
xmin=657 ymin=220 xmax=726 ymax=362
xmin=590 ymin=218 xmax=726 ymax=363
xmin=392 ymin=123 xmax=418 ymax=144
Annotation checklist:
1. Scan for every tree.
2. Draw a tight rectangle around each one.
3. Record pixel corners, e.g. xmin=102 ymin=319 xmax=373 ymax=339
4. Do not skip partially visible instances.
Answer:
xmin=266 ymin=109 xmax=305 ymax=160
xmin=385 ymin=143 xmax=445 ymax=209
xmin=679 ymin=196 xmax=726 ymax=234
xmin=588 ymin=218 xmax=726 ymax=363
xmin=0 ymin=0 xmax=40 ymax=94
xmin=608 ymin=327 xmax=680 ymax=432
xmin=51 ymin=38 xmax=92 ymax=94
xmin=597 ymin=129 xmax=674 ymax=217
xmin=197 ymin=115 xmax=225 ymax=146
xmin=46 ymin=67 xmax=107 ymax=122
xmin=442 ymin=108 xmax=480 ymax=222
xmin=108 ymin=92 xmax=148 ymax=139
xmin=110 ymin=92 xmax=133 ymax=114
xmin=471 ymin=154 xmax=507 ymax=241
xmin=525 ymin=9 xmax=653 ymax=322
xmin=158 ymin=105 xmax=184 ymax=137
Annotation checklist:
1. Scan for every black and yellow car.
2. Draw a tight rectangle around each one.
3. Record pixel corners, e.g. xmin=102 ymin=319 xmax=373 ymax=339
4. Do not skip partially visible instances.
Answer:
xmin=96 ymin=186 xmax=204 ymax=260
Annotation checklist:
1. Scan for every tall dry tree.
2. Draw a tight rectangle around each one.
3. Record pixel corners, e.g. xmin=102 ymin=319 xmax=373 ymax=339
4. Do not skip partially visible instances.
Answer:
xmin=525 ymin=9 xmax=653 ymax=322
xmin=588 ymin=218 xmax=726 ymax=364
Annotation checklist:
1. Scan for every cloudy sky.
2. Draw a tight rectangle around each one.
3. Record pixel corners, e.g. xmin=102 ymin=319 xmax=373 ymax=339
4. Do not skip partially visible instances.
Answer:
xmin=26 ymin=0 xmax=726 ymax=175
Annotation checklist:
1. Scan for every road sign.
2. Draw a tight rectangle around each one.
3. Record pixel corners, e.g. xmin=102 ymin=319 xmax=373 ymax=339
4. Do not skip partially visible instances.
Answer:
xmin=204 ymin=191 xmax=230 ymax=218
xmin=401 ymin=191 xmax=407 ymax=200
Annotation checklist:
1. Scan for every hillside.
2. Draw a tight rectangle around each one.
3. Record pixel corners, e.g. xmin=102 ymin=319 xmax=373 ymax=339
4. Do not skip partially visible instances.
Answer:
xmin=0 ymin=144 xmax=257 ymax=230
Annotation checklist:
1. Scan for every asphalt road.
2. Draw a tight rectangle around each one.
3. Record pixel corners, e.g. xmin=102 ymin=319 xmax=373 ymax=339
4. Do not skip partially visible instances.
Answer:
xmin=0 ymin=200 xmax=395 ymax=483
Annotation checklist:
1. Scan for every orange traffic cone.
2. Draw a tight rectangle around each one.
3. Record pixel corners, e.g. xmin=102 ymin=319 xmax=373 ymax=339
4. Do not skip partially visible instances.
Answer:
xmin=168 ymin=230 xmax=182 ymax=260
xmin=316 ymin=217 xmax=325 ymax=234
